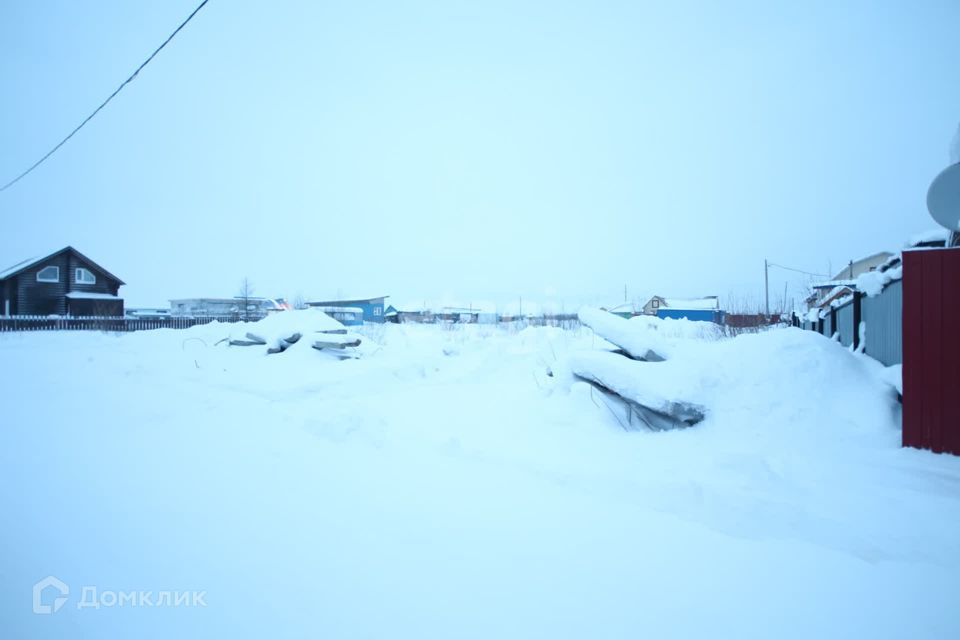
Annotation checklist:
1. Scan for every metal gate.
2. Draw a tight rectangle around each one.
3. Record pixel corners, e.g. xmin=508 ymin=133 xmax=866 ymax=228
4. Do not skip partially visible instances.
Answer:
xmin=902 ymin=248 xmax=960 ymax=455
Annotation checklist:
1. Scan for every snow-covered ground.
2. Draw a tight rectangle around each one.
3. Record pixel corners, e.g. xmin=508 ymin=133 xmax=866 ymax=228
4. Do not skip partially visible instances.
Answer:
xmin=2 ymin=319 xmax=959 ymax=638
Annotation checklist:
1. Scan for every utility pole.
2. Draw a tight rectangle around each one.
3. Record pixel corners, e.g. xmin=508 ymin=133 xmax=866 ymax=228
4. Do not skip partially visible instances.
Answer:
xmin=764 ymin=259 xmax=769 ymax=317
xmin=624 ymin=284 xmax=627 ymax=303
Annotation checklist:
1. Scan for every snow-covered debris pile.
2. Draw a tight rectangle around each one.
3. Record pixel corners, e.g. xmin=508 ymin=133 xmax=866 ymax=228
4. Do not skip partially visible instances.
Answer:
xmin=569 ymin=349 xmax=706 ymax=430
xmin=627 ymin=312 xmax=725 ymax=341
xmin=578 ymin=308 xmax=724 ymax=362
xmin=567 ymin=309 xmax=897 ymax=434
xmin=578 ymin=307 xmax=670 ymax=361
xmin=570 ymin=308 xmax=725 ymax=430
xmin=226 ymin=309 xmax=365 ymax=356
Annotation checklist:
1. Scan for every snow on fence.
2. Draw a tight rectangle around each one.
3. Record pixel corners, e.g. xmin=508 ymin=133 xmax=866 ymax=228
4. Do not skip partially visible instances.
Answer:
xmin=0 ymin=315 xmax=237 ymax=333
xmin=795 ymin=277 xmax=903 ymax=367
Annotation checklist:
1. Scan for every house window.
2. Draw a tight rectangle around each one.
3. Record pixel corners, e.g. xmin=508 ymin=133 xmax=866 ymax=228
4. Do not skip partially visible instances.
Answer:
xmin=75 ymin=268 xmax=96 ymax=284
xmin=36 ymin=266 xmax=59 ymax=283
xmin=652 ymin=299 xmax=660 ymax=308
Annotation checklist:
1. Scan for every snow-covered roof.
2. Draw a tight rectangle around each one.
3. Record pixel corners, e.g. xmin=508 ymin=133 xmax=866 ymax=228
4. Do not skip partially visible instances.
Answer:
xmin=170 ymin=297 xmax=269 ymax=303
xmin=829 ymin=252 xmax=893 ymax=281
xmin=312 ymin=306 xmax=363 ymax=314
xmin=822 ymin=287 xmax=855 ymax=308
xmin=659 ymin=297 xmax=720 ymax=311
xmin=389 ymin=300 xmax=498 ymax=314
xmin=811 ymin=279 xmax=857 ymax=290
xmin=497 ymin=300 xmax=569 ymax=316
xmin=0 ymin=256 xmax=38 ymax=280
xmin=127 ymin=307 xmax=170 ymax=315
xmin=308 ymin=295 xmax=389 ymax=305
xmin=65 ymin=292 xmax=122 ymax=300
xmin=606 ymin=302 xmax=638 ymax=313
xmin=437 ymin=301 xmax=497 ymax=314
xmin=906 ymin=228 xmax=950 ymax=248
xmin=0 ymin=246 xmax=125 ymax=284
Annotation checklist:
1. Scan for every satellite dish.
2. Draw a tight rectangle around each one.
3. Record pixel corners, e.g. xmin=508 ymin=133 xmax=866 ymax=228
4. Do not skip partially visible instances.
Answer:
xmin=927 ymin=163 xmax=960 ymax=231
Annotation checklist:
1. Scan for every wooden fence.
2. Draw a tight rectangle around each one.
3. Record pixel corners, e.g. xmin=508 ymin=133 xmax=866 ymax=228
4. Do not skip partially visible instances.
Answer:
xmin=0 ymin=315 xmax=242 ymax=333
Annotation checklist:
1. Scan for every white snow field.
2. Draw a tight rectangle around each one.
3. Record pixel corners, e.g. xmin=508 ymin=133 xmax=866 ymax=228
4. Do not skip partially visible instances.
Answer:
xmin=2 ymin=316 xmax=959 ymax=639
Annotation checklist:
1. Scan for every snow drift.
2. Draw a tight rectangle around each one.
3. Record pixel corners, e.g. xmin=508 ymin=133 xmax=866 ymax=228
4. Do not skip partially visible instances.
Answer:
xmin=226 ymin=309 xmax=366 ymax=356
xmin=1 ymin=321 xmax=955 ymax=640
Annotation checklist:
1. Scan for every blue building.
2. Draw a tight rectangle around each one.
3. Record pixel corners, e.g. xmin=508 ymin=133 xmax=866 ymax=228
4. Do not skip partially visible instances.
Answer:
xmin=642 ymin=296 xmax=724 ymax=323
xmin=655 ymin=307 xmax=725 ymax=323
xmin=307 ymin=296 xmax=388 ymax=323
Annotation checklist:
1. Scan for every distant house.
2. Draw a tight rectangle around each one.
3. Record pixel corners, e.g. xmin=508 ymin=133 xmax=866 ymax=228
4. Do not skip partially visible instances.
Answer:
xmin=830 ymin=251 xmax=893 ymax=281
xmin=169 ymin=297 xmax=286 ymax=318
xmin=310 ymin=306 xmax=364 ymax=326
xmin=642 ymin=296 xmax=723 ymax=323
xmin=805 ymin=251 xmax=895 ymax=310
xmin=384 ymin=302 xmax=432 ymax=324
xmin=805 ymin=281 xmax=856 ymax=311
xmin=126 ymin=307 xmax=171 ymax=319
xmin=436 ymin=307 xmax=480 ymax=323
xmin=0 ymin=246 xmax=124 ymax=317
xmin=306 ymin=296 xmax=388 ymax=323
xmin=603 ymin=302 xmax=639 ymax=319
xmin=385 ymin=300 xmax=498 ymax=324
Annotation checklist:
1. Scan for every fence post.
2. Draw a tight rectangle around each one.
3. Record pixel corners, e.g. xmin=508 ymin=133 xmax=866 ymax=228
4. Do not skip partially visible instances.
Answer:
xmin=853 ymin=291 xmax=863 ymax=350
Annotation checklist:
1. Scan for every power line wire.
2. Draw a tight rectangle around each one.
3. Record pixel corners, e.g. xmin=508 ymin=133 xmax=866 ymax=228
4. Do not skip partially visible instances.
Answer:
xmin=767 ymin=262 xmax=829 ymax=278
xmin=0 ymin=0 xmax=211 ymax=192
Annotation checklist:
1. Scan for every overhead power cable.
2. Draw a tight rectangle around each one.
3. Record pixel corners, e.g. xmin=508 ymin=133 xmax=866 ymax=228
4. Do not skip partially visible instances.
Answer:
xmin=766 ymin=262 xmax=829 ymax=278
xmin=0 ymin=0 xmax=211 ymax=192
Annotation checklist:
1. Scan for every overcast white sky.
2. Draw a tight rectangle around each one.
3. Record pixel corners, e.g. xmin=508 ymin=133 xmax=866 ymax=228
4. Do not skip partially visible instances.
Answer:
xmin=1 ymin=0 xmax=958 ymax=310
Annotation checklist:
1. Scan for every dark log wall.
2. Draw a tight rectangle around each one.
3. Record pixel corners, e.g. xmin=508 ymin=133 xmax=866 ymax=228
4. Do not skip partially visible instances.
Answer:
xmin=15 ymin=253 xmax=70 ymax=315
xmin=3 ymin=248 xmax=123 ymax=316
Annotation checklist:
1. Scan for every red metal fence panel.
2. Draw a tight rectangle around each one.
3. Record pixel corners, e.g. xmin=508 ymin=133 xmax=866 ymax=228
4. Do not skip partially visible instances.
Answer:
xmin=903 ymin=248 xmax=960 ymax=455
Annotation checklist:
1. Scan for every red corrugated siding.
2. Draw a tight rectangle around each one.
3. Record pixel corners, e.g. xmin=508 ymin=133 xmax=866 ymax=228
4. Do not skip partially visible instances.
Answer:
xmin=902 ymin=248 xmax=960 ymax=455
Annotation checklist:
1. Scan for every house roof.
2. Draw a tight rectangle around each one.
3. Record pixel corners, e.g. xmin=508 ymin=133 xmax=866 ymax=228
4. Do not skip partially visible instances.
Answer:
xmin=394 ymin=299 xmax=499 ymax=314
xmin=829 ymin=251 xmax=893 ymax=280
xmin=0 ymin=246 xmax=125 ymax=285
xmin=312 ymin=306 xmax=363 ymax=314
xmin=811 ymin=279 xmax=857 ymax=290
xmin=652 ymin=296 xmax=720 ymax=310
xmin=308 ymin=296 xmax=389 ymax=306
xmin=818 ymin=286 xmax=855 ymax=308
xmin=169 ymin=297 xmax=269 ymax=304
xmin=65 ymin=292 xmax=122 ymax=300
xmin=605 ymin=302 xmax=637 ymax=313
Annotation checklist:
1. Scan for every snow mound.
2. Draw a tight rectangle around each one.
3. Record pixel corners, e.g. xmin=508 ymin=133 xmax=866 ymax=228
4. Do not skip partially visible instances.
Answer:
xmin=563 ymin=327 xmax=896 ymax=441
xmin=578 ymin=307 xmax=721 ymax=361
xmin=227 ymin=309 xmax=347 ymax=352
xmin=627 ymin=313 xmax=725 ymax=341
